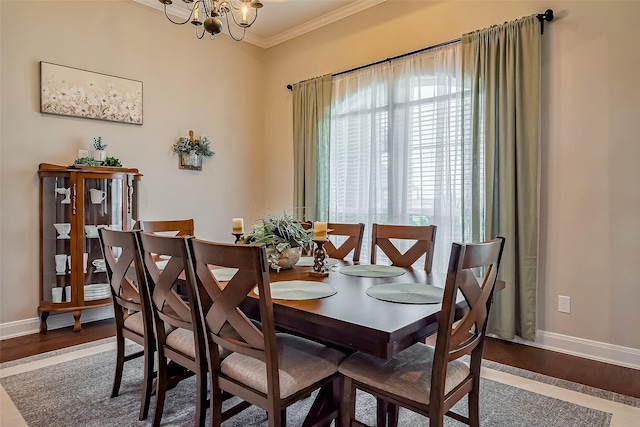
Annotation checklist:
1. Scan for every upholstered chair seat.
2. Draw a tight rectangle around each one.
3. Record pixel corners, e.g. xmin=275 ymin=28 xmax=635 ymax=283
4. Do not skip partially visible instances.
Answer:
xmin=221 ymin=333 xmax=346 ymax=399
xmin=339 ymin=342 xmax=470 ymax=404
xmin=124 ymin=313 xmax=173 ymax=337
xmin=165 ymin=328 xmax=197 ymax=358
xmin=122 ymin=312 xmax=145 ymax=335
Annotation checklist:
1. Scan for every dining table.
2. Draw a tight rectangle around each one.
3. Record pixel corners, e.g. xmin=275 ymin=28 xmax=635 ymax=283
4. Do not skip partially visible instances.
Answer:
xmin=240 ymin=259 xmax=475 ymax=360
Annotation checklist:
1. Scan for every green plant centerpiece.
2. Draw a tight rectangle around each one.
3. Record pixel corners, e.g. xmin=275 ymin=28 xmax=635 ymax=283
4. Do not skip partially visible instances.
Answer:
xmin=239 ymin=212 xmax=313 ymax=271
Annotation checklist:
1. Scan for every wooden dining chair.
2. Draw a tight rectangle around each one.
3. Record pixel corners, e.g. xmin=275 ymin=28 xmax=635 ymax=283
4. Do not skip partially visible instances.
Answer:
xmin=370 ymin=224 xmax=437 ymax=273
xmin=340 ymin=236 xmax=506 ymax=427
xmin=98 ymin=228 xmax=154 ymax=421
xmin=139 ymin=219 xmax=195 ymax=237
xmin=324 ymin=222 xmax=365 ymax=262
xmin=137 ymin=232 xmax=208 ymax=427
xmin=189 ymin=239 xmax=347 ymax=427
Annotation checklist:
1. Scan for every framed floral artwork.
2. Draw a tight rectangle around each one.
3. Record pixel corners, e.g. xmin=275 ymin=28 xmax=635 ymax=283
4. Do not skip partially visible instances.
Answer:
xmin=40 ymin=62 xmax=143 ymax=125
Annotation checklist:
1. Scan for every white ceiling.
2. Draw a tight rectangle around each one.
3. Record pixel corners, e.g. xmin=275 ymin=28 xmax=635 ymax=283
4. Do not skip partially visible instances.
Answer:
xmin=135 ymin=0 xmax=385 ymax=48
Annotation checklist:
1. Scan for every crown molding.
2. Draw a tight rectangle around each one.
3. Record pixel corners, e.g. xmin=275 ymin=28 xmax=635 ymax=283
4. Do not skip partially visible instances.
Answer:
xmin=134 ymin=0 xmax=386 ymax=49
xmin=259 ymin=0 xmax=386 ymax=49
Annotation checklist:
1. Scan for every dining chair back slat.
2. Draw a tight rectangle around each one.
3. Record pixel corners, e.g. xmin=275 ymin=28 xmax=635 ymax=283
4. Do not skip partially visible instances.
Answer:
xmin=370 ymin=224 xmax=437 ymax=272
xmin=137 ymin=232 xmax=209 ymax=427
xmin=324 ymin=222 xmax=365 ymax=262
xmin=140 ymin=219 xmax=194 ymax=237
xmin=98 ymin=228 xmax=154 ymax=421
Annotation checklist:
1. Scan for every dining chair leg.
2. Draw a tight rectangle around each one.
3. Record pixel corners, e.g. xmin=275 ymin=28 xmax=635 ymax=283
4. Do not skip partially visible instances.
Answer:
xmin=139 ymin=346 xmax=154 ymax=420
xmin=387 ymin=402 xmax=399 ymax=427
xmin=375 ymin=398 xmax=387 ymax=427
xmin=266 ymin=408 xmax=283 ymax=427
xmin=468 ymin=378 xmax=481 ymax=427
xmin=195 ymin=369 xmax=208 ymax=427
xmin=340 ymin=377 xmax=355 ymax=427
xmin=428 ymin=411 xmax=444 ymax=427
xmin=210 ymin=373 xmax=222 ymax=427
xmin=111 ymin=329 xmax=125 ymax=398
xmin=152 ymin=354 xmax=168 ymax=427
xmin=333 ymin=376 xmax=343 ymax=425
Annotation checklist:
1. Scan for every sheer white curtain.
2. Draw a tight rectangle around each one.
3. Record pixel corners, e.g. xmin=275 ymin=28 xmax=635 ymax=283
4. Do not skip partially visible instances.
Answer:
xmin=329 ymin=43 xmax=481 ymax=271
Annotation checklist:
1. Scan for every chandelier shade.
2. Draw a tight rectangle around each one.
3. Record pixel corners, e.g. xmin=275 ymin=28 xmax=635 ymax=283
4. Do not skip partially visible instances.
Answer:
xmin=159 ymin=0 xmax=262 ymax=41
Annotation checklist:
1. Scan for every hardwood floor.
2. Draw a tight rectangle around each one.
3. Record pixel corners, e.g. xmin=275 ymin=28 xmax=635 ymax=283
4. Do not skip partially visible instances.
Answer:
xmin=0 ymin=319 xmax=115 ymax=363
xmin=482 ymin=336 xmax=640 ymax=399
xmin=1 ymin=319 xmax=639 ymax=399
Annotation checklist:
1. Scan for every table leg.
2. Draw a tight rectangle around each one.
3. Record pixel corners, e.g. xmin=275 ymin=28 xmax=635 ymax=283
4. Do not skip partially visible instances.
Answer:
xmin=302 ymin=382 xmax=339 ymax=427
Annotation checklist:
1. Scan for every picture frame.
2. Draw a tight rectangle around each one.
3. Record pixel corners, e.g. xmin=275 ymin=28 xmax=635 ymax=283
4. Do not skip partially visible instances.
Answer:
xmin=40 ymin=62 xmax=143 ymax=125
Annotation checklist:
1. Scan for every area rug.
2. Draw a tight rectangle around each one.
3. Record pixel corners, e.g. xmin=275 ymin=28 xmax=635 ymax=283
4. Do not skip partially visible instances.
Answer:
xmin=0 ymin=338 xmax=632 ymax=426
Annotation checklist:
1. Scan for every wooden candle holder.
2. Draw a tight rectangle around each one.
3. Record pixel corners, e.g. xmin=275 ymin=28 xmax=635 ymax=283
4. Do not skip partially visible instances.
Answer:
xmin=310 ymin=239 xmax=330 ymax=277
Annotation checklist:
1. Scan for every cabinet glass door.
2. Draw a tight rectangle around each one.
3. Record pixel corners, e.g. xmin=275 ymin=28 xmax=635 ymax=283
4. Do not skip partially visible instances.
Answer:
xmin=82 ymin=176 xmax=125 ymax=303
xmin=42 ymin=175 xmax=73 ymax=304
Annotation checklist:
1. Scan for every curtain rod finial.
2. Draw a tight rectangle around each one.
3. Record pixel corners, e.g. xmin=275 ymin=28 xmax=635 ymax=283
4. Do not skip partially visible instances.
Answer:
xmin=537 ymin=9 xmax=554 ymax=22
xmin=287 ymin=84 xmax=293 ymax=91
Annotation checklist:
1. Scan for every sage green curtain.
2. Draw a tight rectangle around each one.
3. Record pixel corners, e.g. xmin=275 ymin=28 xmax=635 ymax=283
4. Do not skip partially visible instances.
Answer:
xmin=292 ymin=75 xmax=332 ymax=222
xmin=462 ymin=15 xmax=541 ymax=341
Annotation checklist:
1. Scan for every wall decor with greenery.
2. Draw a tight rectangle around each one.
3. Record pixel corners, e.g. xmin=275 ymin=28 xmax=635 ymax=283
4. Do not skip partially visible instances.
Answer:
xmin=172 ymin=130 xmax=214 ymax=171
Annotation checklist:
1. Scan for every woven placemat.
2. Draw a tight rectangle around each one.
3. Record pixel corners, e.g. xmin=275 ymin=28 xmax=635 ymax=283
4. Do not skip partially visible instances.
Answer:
xmin=339 ymin=265 xmax=406 ymax=278
xmin=366 ymin=283 xmax=444 ymax=304
xmin=295 ymin=257 xmax=340 ymax=267
xmin=254 ymin=280 xmax=337 ymax=300
xmin=212 ymin=267 xmax=239 ymax=282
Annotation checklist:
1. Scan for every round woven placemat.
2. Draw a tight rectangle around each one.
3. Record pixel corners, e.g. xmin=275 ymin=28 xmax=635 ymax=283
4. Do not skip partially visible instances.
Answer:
xmin=254 ymin=280 xmax=337 ymax=300
xmin=339 ymin=265 xmax=406 ymax=278
xmin=366 ymin=283 xmax=444 ymax=304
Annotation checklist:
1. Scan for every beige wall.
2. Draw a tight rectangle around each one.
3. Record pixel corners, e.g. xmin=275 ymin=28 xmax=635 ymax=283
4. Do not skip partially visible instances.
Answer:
xmin=262 ymin=1 xmax=640 ymax=350
xmin=0 ymin=1 xmax=266 ymax=327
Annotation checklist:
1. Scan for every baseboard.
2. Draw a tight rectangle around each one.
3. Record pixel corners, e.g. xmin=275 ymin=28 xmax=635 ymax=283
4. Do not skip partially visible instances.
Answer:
xmin=0 ymin=307 xmax=114 ymax=340
xmin=2 ymin=314 xmax=639 ymax=370
xmin=510 ymin=330 xmax=640 ymax=370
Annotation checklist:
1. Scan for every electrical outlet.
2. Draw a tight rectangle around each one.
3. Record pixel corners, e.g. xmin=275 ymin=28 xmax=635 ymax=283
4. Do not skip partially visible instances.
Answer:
xmin=558 ymin=295 xmax=571 ymax=313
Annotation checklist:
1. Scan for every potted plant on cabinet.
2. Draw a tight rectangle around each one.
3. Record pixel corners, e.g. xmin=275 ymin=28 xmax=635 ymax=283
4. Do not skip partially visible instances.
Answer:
xmin=92 ymin=137 xmax=107 ymax=162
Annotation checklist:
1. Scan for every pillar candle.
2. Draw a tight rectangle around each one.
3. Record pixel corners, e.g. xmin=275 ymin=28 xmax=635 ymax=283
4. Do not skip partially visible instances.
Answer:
xmin=232 ymin=218 xmax=244 ymax=234
xmin=313 ymin=221 xmax=327 ymax=240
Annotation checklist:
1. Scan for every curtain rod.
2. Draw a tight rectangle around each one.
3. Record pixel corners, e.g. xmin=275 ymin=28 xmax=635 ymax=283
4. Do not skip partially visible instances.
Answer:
xmin=286 ymin=9 xmax=554 ymax=91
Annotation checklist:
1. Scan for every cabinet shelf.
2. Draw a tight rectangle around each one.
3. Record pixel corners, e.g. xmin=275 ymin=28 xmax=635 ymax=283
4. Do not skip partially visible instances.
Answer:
xmin=38 ymin=163 xmax=142 ymax=332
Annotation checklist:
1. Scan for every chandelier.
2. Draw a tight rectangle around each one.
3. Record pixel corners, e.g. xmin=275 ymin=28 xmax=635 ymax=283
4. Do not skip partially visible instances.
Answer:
xmin=159 ymin=0 xmax=263 ymax=41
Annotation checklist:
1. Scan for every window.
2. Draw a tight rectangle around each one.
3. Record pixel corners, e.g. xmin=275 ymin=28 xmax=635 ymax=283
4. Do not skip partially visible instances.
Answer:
xmin=329 ymin=43 xmax=482 ymax=271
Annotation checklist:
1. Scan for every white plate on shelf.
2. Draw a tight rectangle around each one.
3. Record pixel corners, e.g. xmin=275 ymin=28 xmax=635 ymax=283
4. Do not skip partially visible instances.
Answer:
xmin=84 ymin=283 xmax=110 ymax=300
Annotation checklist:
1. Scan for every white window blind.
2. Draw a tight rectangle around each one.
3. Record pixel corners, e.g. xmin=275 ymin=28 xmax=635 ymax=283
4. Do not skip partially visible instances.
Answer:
xmin=329 ymin=43 xmax=482 ymax=271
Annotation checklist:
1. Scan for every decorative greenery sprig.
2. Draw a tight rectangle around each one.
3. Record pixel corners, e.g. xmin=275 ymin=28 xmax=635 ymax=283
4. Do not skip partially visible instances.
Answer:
xmin=172 ymin=133 xmax=214 ymax=157
xmin=74 ymin=156 xmax=101 ymax=166
xmin=103 ymin=156 xmax=122 ymax=167
xmin=93 ymin=136 xmax=107 ymax=151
